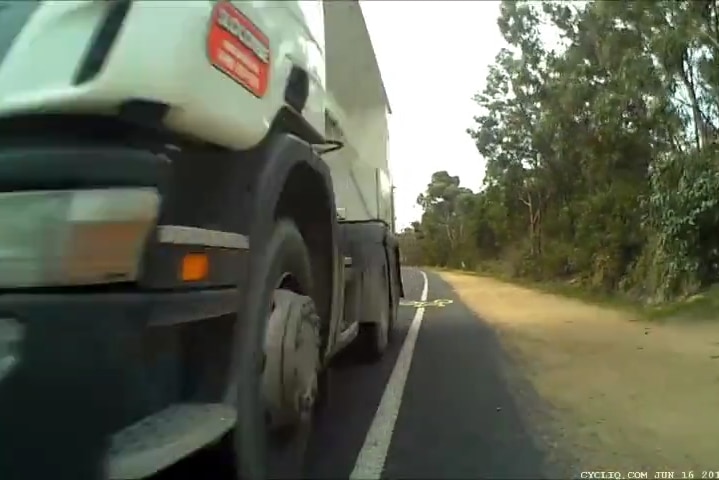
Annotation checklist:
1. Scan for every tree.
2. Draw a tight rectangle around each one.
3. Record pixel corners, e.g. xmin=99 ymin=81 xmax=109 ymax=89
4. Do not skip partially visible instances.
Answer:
xmin=411 ymin=0 xmax=719 ymax=301
xmin=415 ymin=171 xmax=476 ymax=268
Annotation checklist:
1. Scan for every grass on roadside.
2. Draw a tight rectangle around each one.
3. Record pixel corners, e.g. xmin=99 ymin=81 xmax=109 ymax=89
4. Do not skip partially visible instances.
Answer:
xmin=641 ymin=284 xmax=719 ymax=322
xmin=427 ymin=265 xmax=719 ymax=323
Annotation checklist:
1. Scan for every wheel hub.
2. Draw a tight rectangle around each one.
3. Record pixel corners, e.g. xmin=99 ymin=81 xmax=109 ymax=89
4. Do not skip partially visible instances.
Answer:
xmin=262 ymin=289 xmax=321 ymax=429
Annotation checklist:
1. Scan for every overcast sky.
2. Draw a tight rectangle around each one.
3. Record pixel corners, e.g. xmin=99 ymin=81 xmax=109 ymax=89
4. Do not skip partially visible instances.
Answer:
xmin=361 ymin=0 xmax=504 ymax=229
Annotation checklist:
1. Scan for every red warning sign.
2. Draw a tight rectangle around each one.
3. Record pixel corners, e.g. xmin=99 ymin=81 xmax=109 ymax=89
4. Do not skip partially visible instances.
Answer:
xmin=207 ymin=1 xmax=270 ymax=97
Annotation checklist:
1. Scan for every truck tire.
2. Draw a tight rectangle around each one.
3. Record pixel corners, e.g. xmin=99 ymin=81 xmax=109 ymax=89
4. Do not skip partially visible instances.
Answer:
xmin=354 ymin=257 xmax=392 ymax=363
xmin=232 ymin=218 xmax=322 ymax=479
xmin=388 ymin=270 xmax=399 ymax=344
xmin=387 ymin=252 xmax=399 ymax=344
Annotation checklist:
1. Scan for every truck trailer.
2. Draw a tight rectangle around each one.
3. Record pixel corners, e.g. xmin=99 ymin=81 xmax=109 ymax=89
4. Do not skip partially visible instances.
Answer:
xmin=0 ymin=1 xmax=403 ymax=478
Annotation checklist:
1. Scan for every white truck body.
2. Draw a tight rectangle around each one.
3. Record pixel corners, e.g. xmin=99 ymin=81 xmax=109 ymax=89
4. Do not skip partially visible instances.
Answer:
xmin=324 ymin=97 xmax=393 ymax=225
xmin=323 ymin=1 xmax=393 ymax=225
xmin=0 ymin=3 xmax=402 ymax=477
xmin=0 ymin=0 xmax=393 ymax=225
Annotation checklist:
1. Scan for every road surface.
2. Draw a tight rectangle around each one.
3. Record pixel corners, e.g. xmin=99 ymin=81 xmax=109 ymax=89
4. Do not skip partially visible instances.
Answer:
xmin=163 ymin=267 xmax=719 ymax=478
xmin=305 ymin=268 xmax=557 ymax=479
xmin=156 ymin=267 xmax=560 ymax=480
xmin=310 ymin=267 xmax=719 ymax=477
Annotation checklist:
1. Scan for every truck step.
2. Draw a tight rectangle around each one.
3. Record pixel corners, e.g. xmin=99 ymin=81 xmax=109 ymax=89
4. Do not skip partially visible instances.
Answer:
xmin=107 ymin=403 xmax=237 ymax=480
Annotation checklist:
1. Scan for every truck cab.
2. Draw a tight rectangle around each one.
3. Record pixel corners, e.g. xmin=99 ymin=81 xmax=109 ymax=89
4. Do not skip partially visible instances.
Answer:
xmin=0 ymin=1 xmax=402 ymax=479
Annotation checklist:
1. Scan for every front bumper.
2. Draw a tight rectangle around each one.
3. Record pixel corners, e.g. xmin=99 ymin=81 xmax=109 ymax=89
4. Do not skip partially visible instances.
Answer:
xmin=0 ymin=287 xmax=237 ymax=480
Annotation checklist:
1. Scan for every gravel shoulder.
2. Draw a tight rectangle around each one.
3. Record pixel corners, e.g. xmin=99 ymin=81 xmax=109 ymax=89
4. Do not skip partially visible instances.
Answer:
xmin=439 ymin=271 xmax=719 ymax=474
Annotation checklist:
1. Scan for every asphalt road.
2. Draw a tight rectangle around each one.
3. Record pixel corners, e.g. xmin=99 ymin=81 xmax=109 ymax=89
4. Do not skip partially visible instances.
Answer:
xmin=156 ymin=267 xmax=557 ymax=479
xmin=306 ymin=267 xmax=554 ymax=479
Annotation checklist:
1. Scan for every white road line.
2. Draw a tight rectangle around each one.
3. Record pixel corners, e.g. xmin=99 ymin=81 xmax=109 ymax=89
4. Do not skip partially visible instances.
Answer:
xmin=350 ymin=270 xmax=429 ymax=480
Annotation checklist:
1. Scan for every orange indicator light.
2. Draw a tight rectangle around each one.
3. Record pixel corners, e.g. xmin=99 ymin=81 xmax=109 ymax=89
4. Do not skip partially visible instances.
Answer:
xmin=181 ymin=253 xmax=209 ymax=282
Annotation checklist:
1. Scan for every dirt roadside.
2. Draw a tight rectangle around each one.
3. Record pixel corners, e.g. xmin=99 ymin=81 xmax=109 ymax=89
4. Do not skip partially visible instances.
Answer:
xmin=438 ymin=271 xmax=719 ymax=475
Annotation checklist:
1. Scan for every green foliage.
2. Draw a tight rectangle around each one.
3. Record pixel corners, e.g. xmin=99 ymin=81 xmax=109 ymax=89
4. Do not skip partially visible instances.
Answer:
xmin=408 ymin=0 xmax=719 ymax=302
xmin=412 ymin=171 xmax=477 ymax=268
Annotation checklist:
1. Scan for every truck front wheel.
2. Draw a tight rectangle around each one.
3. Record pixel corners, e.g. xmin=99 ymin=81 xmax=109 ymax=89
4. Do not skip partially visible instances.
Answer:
xmin=233 ymin=219 xmax=322 ymax=479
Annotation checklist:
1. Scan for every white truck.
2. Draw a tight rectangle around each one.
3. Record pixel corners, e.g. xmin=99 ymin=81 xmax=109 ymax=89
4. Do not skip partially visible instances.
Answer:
xmin=0 ymin=1 xmax=403 ymax=479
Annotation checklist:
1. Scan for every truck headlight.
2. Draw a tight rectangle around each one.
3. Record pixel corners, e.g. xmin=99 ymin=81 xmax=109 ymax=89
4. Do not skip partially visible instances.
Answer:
xmin=0 ymin=188 xmax=160 ymax=288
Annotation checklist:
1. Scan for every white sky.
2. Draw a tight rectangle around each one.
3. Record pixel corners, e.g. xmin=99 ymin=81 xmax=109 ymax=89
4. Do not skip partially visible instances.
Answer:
xmin=361 ymin=0 xmax=504 ymax=229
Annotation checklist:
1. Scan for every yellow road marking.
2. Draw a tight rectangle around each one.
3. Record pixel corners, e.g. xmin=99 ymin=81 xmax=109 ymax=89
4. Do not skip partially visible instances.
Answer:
xmin=400 ymin=299 xmax=453 ymax=308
